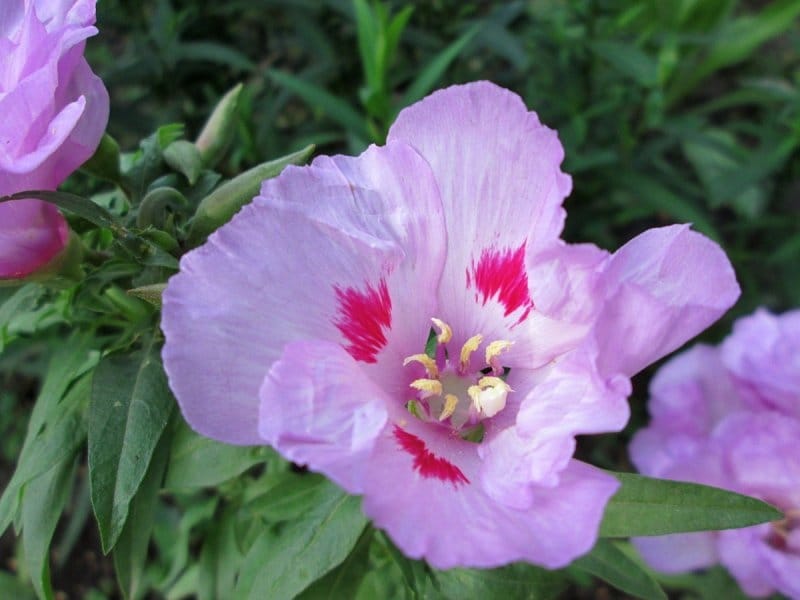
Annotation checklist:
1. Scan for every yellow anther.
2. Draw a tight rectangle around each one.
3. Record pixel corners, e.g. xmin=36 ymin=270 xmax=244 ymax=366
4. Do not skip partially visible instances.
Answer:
xmin=409 ymin=378 xmax=442 ymax=398
xmin=439 ymin=394 xmax=459 ymax=421
xmin=431 ymin=317 xmax=453 ymax=344
xmin=403 ymin=353 xmax=439 ymax=378
xmin=467 ymin=385 xmax=482 ymax=404
xmin=459 ymin=334 xmax=484 ymax=372
xmin=485 ymin=340 xmax=514 ymax=373
xmin=477 ymin=376 xmax=512 ymax=392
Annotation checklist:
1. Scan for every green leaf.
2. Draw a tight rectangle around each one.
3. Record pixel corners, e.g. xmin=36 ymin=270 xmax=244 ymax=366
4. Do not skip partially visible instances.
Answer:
xmin=188 ymin=144 xmax=315 ymax=244
xmin=0 ymin=190 xmax=120 ymax=230
xmin=113 ymin=429 xmax=170 ymax=600
xmin=434 ymin=563 xmax=566 ymax=600
xmin=197 ymin=507 xmax=245 ymax=600
xmin=592 ymin=41 xmax=658 ymax=87
xmin=296 ymin=527 xmax=374 ymax=600
xmin=399 ymin=23 xmax=480 ymax=111
xmin=235 ymin=481 xmax=368 ymax=599
xmin=0 ymin=572 xmax=36 ymax=600
xmin=80 ymin=133 xmax=122 ymax=184
xmin=88 ymin=335 xmax=175 ymax=553
xmin=163 ymin=141 xmax=204 ymax=185
xmin=573 ymin=539 xmax=666 ymax=600
xmin=0 ymin=352 xmax=94 ymax=536
xmin=247 ymin=472 xmax=332 ymax=522
xmin=164 ymin=420 xmax=266 ymax=492
xmin=267 ymin=69 xmax=370 ymax=140
xmin=600 ymin=472 xmax=783 ymax=537
xmin=21 ymin=455 xmax=78 ymax=600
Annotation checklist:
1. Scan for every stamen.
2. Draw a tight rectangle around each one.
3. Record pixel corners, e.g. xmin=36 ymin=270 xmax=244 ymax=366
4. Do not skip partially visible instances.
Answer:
xmin=468 ymin=376 xmax=511 ymax=418
xmin=439 ymin=394 xmax=459 ymax=421
xmin=409 ymin=378 xmax=442 ymax=398
xmin=459 ymin=334 xmax=483 ymax=373
xmin=403 ymin=353 xmax=439 ymax=378
xmin=485 ymin=340 xmax=513 ymax=374
xmin=431 ymin=318 xmax=453 ymax=344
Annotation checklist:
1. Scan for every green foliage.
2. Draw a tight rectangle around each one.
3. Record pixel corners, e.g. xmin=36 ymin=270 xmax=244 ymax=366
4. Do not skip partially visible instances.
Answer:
xmin=3 ymin=0 xmax=799 ymax=598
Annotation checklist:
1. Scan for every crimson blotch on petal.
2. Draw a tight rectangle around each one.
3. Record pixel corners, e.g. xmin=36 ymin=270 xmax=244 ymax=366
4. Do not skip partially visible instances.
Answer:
xmin=162 ymin=81 xmax=739 ymax=569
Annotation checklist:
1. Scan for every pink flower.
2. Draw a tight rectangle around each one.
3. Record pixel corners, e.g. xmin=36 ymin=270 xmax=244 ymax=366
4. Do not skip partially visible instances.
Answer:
xmin=0 ymin=0 xmax=109 ymax=279
xmin=162 ymin=82 xmax=739 ymax=568
xmin=630 ymin=309 xmax=800 ymax=598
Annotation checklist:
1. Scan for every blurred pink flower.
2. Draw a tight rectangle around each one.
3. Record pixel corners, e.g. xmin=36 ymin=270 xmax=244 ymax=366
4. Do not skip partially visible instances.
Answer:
xmin=163 ymin=82 xmax=739 ymax=569
xmin=630 ymin=309 xmax=800 ymax=598
xmin=0 ymin=0 xmax=108 ymax=279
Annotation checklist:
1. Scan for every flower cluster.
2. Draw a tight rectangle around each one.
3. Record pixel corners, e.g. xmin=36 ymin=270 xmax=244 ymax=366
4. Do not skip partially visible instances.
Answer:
xmin=162 ymin=81 xmax=739 ymax=569
xmin=0 ymin=0 xmax=108 ymax=280
xmin=630 ymin=309 xmax=800 ymax=598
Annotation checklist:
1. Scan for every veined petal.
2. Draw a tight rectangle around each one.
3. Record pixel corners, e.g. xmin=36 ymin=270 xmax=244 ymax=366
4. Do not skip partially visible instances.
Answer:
xmin=258 ymin=341 xmax=388 ymax=493
xmin=162 ymin=142 xmax=445 ymax=444
xmin=363 ymin=427 xmax=618 ymax=569
xmin=388 ymin=82 xmax=571 ymax=337
xmin=594 ymin=224 xmax=740 ymax=378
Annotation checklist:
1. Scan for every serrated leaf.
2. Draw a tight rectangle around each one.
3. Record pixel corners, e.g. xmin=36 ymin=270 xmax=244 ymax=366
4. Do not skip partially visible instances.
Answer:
xmin=88 ymin=336 xmax=174 ymax=553
xmin=235 ymin=481 xmax=368 ymax=599
xmin=434 ymin=563 xmax=566 ymax=600
xmin=600 ymin=472 xmax=782 ymax=537
xmin=573 ymin=538 xmax=666 ymax=600
xmin=164 ymin=420 xmax=266 ymax=491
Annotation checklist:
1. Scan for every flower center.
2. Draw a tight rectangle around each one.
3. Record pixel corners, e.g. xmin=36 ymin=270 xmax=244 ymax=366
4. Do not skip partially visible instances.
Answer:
xmin=767 ymin=508 xmax=800 ymax=551
xmin=402 ymin=318 xmax=513 ymax=442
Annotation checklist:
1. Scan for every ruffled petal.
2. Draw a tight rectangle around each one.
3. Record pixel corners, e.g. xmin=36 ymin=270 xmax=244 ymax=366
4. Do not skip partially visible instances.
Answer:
xmin=479 ymin=348 xmax=630 ymax=508
xmin=162 ymin=143 xmax=445 ymax=444
xmin=387 ymin=81 xmax=571 ymax=339
xmin=594 ymin=224 xmax=740 ymax=378
xmin=718 ymin=527 xmax=776 ymax=598
xmin=258 ymin=341 xmax=388 ymax=493
xmin=362 ymin=433 xmax=618 ymax=569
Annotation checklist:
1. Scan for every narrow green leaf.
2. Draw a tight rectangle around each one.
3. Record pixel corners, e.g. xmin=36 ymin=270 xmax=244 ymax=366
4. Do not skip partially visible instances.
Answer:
xmin=434 ymin=563 xmax=566 ymax=600
xmin=0 ymin=572 xmax=36 ymax=600
xmin=267 ymin=69 xmax=370 ymax=140
xmin=600 ymin=472 xmax=783 ymax=537
xmin=400 ymin=23 xmax=480 ymax=110
xmin=163 ymin=140 xmax=203 ymax=185
xmin=573 ymin=539 xmax=666 ymax=600
xmin=113 ymin=429 xmax=170 ymax=600
xmin=188 ymin=144 xmax=315 ymax=244
xmin=88 ymin=336 xmax=175 ymax=553
xmin=246 ymin=472 xmax=332 ymax=522
xmin=21 ymin=455 xmax=78 ymax=600
xmin=164 ymin=420 xmax=266 ymax=492
xmin=592 ymin=41 xmax=658 ymax=87
xmin=0 ymin=190 xmax=119 ymax=230
xmin=0 ymin=368 xmax=93 ymax=536
xmin=235 ymin=481 xmax=368 ymax=599
xmin=197 ymin=507 xmax=245 ymax=600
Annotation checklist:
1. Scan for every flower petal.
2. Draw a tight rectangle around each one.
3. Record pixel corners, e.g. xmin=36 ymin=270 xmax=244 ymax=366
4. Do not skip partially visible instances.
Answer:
xmin=633 ymin=533 xmax=719 ymax=574
xmin=0 ymin=199 xmax=68 ymax=278
xmin=387 ymin=81 xmax=571 ymax=337
xmin=162 ymin=142 xmax=445 ymax=444
xmin=258 ymin=340 xmax=388 ymax=493
xmin=479 ymin=348 xmax=630 ymax=507
xmin=594 ymin=224 xmax=740 ymax=378
xmin=362 ymin=435 xmax=618 ymax=569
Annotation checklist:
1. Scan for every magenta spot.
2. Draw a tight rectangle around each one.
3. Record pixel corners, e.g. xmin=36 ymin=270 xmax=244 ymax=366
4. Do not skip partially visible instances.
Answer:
xmin=334 ymin=278 xmax=392 ymax=363
xmin=393 ymin=426 xmax=469 ymax=486
xmin=467 ymin=243 xmax=534 ymax=324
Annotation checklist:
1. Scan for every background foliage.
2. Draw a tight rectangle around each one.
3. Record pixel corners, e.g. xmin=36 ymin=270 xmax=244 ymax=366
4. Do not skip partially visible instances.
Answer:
xmin=1 ymin=0 xmax=799 ymax=598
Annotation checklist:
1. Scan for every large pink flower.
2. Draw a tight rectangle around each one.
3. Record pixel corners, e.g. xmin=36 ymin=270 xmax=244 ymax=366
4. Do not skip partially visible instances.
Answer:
xmin=630 ymin=309 xmax=800 ymax=598
xmin=0 ymin=0 xmax=108 ymax=279
xmin=162 ymin=82 xmax=739 ymax=568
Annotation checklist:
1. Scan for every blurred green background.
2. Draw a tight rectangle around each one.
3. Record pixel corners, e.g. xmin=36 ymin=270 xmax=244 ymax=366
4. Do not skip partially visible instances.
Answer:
xmin=2 ymin=0 xmax=799 ymax=597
